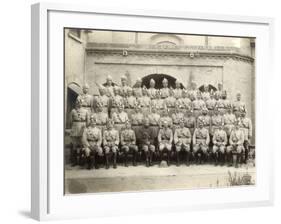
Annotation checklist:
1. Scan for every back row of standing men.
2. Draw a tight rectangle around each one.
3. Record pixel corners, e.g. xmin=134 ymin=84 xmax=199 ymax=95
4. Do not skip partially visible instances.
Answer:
xmin=69 ymin=74 xmax=253 ymax=169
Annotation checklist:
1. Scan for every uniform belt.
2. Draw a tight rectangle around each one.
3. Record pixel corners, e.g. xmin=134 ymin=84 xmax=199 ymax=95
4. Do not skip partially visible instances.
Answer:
xmin=88 ymin=139 xmax=98 ymax=142
xmin=193 ymin=108 xmax=201 ymax=110
xmin=73 ymin=120 xmax=86 ymax=122
xmin=150 ymin=124 xmax=158 ymax=126
xmin=196 ymin=138 xmax=206 ymax=140
xmin=82 ymin=106 xmax=91 ymax=107
xmin=132 ymin=124 xmax=140 ymax=126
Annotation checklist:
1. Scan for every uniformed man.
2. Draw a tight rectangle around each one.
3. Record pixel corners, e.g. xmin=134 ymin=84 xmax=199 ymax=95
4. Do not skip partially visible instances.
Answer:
xmin=212 ymin=124 xmax=227 ymax=166
xmin=197 ymin=108 xmax=211 ymax=133
xmin=158 ymin=120 xmax=173 ymax=166
xmin=111 ymin=104 xmax=129 ymax=132
xmin=226 ymin=120 xmax=245 ymax=168
xmin=201 ymin=84 xmax=210 ymax=101
xmin=177 ymin=89 xmax=192 ymax=113
xmin=120 ymin=75 xmax=131 ymax=97
xmin=214 ymin=82 xmax=223 ymax=99
xmin=130 ymin=105 xmax=144 ymax=143
xmin=159 ymin=109 xmax=173 ymax=129
xmin=94 ymin=86 xmax=109 ymax=113
xmin=103 ymin=119 xmax=119 ymax=169
xmin=238 ymin=111 xmax=252 ymax=163
xmin=148 ymin=105 xmax=161 ymax=143
xmin=172 ymin=104 xmax=184 ymax=132
xmin=173 ymin=79 xmax=183 ymax=99
xmin=184 ymin=109 xmax=196 ymax=137
xmin=192 ymin=92 xmax=206 ymax=118
xmin=165 ymin=88 xmax=176 ymax=115
xmin=206 ymin=92 xmax=217 ymax=116
xmin=77 ymin=83 xmax=94 ymax=114
xmin=70 ymin=99 xmax=89 ymax=166
xmin=140 ymin=118 xmax=156 ymax=167
xmin=193 ymin=118 xmax=210 ymax=164
xmin=133 ymin=78 xmax=143 ymax=98
xmin=223 ymin=107 xmax=236 ymax=141
xmin=216 ymin=90 xmax=231 ymax=115
xmin=120 ymin=120 xmax=138 ymax=167
xmin=104 ymin=75 xmax=115 ymax=97
xmin=124 ymin=87 xmax=136 ymax=118
xmin=174 ymin=118 xmax=192 ymax=166
xmin=151 ymin=90 xmax=165 ymax=115
xmin=137 ymin=87 xmax=151 ymax=115
xmin=188 ymin=80 xmax=198 ymax=100
xmin=159 ymin=78 xmax=170 ymax=99
xmin=210 ymin=107 xmax=224 ymax=138
xmin=232 ymin=92 xmax=246 ymax=117
xmin=91 ymin=103 xmax=108 ymax=132
xmin=110 ymin=86 xmax=124 ymax=116
xmin=81 ymin=116 xmax=103 ymax=169
xmin=147 ymin=78 xmax=157 ymax=100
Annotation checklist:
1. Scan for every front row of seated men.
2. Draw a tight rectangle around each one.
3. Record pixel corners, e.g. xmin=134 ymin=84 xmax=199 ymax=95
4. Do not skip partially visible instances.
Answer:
xmin=70 ymin=99 xmax=250 ymax=170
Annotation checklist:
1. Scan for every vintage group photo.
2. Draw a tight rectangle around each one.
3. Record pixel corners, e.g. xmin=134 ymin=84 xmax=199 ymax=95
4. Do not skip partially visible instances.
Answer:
xmin=64 ymin=28 xmax=256 ymax=194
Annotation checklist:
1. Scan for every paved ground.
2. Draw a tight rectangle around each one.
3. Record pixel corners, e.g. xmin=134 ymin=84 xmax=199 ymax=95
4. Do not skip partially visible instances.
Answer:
xmin=65 ymin=163 xmax=256 ymax=194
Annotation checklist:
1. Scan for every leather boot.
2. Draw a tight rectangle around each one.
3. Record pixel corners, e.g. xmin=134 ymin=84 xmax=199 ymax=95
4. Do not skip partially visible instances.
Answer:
xmin=149 ymin=152 xmax=153 ymax=166
xmin=186 ymin=151 xmax=190 ymax=166
xmin=167 ymin=151 xmax=170 ymax=166
xmin=215 ymin=152 xmax=219 ymax=166
xmin=133 ymin=151 xmax=137 ymax=166
xmin=113 ymin=152 xmax=117 ymax=169
xmin=233 ymin=153 xmax=238 ymax=168
xmin=124 ymin=152 xmax=128 ymax=167
xmin=105 ymin=154 xmax=109 ymax=169
xmin=95 ymin=155 xmax=100 ymax=169
xmin=145 ymin=151 xmax=149 ymax=167
xmin=176 ymin=151 xmax=180 ymax=166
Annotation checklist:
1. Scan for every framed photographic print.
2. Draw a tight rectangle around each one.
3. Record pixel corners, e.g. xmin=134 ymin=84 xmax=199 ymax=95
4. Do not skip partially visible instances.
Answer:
xmin=31 ymin=2 xmax=274 ymax=221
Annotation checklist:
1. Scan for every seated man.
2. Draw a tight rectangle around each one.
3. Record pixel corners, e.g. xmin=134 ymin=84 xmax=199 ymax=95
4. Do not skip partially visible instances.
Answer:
xmin=139 ymin=118 xmax=156 ymax=167
xmin=81 ymin=116 xmax=103 ymax=169
xmin=103 ymin=119 xmax=119 ymax=169
xmin=158 ymin=120 xmax=173 ymax=166
xmin=193 ymin=118 xmax=210 ymax=164
xmin=174 ymin=118 xmax=192 ymax=166
xmin=226 ymin=120 xmax=245 ymax=168
xmin=120 ymin=120 xmax=138 ymax=167
xmin=212 ymin=124 xmax=227 ymax=166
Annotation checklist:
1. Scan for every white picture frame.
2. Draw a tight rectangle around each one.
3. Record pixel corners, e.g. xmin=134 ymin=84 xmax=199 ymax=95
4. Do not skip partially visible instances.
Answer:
xmin=31 ymin=2 xmax=275 ymax=221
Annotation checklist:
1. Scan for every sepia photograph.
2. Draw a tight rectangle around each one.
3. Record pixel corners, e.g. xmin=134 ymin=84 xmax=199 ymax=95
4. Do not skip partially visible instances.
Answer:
xmin=64 ymin=28 xmax=256 ymax=194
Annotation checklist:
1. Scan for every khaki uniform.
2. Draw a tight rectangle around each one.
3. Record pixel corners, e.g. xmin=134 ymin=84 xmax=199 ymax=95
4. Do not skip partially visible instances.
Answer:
xmin=110 ymin=95 xmax=124 ymax=115
xmin=210 ymin=114 xmax=224 ymax=135
xmin=159 ymin=115 xmax=173 ymax=129
xmin=103 ymin=128 xmax=119 ymax=154
xmin=202 ymin=92 xmax=210 ymax=101
xmin=148 ymin=112 xmax=161 ymax=139
xmin=233 ymin=100 xmax=246 ymax=115
xmin=206 ymin=98 xmax=216 ymax=114
xmin=91 ymin=111 xmax=108 ymax=132
xmin=147 ymin=88 xmax=157 ymax=99
xmin=227 ymin=129 xmax=245 ymax=154
xmin=173 ymin=88 xmax=183 ymax=99
xmin=192 ymin=99 xmax=206 ymax=117
xmin=223 ymin=113 xmax=236 ymax=136
xmin=82 ymin=126 xmax=103 ymax=156
xmin=177 ymin=98 xmax=192 ymax=112
xmin=131 ymin=112 xmax=144 ymax=141
xmin=137 ymin=96 xmax=151 ymax=115
xmin=216 ymin=99 xmax=231 ymax=114
xmin=188 ymin=89 xmax=198 ymax=100
xmin=77 ymin=93 xmax=93 ymax=114
xmin=120 ymin=129 xmax=138 ymax=152
xmin=133 ymin=87 xmax=143 ymax=98
xmin=193 ymin=127 xmax=210 ymax=153
xmin=158 ymin=128 xmax=173 ymax=151
xmin=159 ymin=87 xmax=170 ymax=99
xmin=94 ymin=95 xmax=109 ymax=113
xmin=151 ymin=98 xmax=165 ymax=115
xmin=124 ymin=96 xmax=137 ymax=118
xmin=104 ymin=84 xmax=114 ymax=97
xmin=214 ymin=90 xmax=223 ymax=99
xmin=172 ymin=112 xmax=185 ymax=131
xmin=111 ymin=111 xmax=129 ymax=132
xmin=212 ymin=129 xmax=227 ymax=153
xmin=165 ymin=96 xmax=176 ymax=115
xmin=70 ymin=108 xmax=88 ymax=139
xmin=184 ymin=116 xmax=196 ymax=136
xmin=174 ymin=127 xmax=192 ymax=152
xmin=238 ymin=117 xmax=252 ymax=142
xmin=139 ymin=126 xmax=156 ymax=152
xmin=197 ymin=114 xmax=211 ymax=133
xmin=120 ymin=85 xmax=130 ymax=97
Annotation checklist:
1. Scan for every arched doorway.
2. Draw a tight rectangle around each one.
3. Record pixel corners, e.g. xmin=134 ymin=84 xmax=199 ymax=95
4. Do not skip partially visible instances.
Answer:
xmin=198 ymin=84 xmax=217 ymax=92
xmin=135 ymin=74 xmax=185 ymax=89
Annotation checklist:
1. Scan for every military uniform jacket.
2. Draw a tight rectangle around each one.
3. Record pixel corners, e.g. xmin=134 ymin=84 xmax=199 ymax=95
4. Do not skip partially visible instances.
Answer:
xmin=112 ymin=111 xmax=129 ymax=124
xmin=77 ymin=93 xmax=93 ymax=110
xmin=159 ymin=116 xmax=173 ymax=127
xmin=97 ymin=95 xmax=109 ymax=108
xmin=148 ymin=113 xmax=161 ymax=126
xmin=124 ymin=96 xmax=137 ymax=108
xmin=158 ymin=128 xmax=173 ymax=143
xmin=137 ymin=96 xmax=151 ymax=108
xmin=188 ymin=89 xmax=198 ymax=100
xmin=147 ymin=88 xmax=157 ymax=99
xmin=177 ymin=98 xmax=191 ymax=110
xmin=121 ymin=129 xmax=136 ymax=145
xmin=174 ymin=127 xmax=191 ymax=144
xmin=172 ymin=112 xmax=184 ymax=126
xmin=229 ymin=129 xmax=244 ymax=145
xmin=133 ymin=87 xmax=143 ymax=98
xmin=213 ymin=129 xmax=227 ymax=145
xmin=111 ymin=95 xmax=124 ymax=108
xmin=184 ymin=116 xmax=196 ymax=129
xmin=165 ymin=96 xmax=176 ymax=108
xmin=139 ymin=126 xmax=154 ymax=145
xmin=198 ymin=115 xmax=211 ymax=129
xmin=92 ymin=111 xmax=108 ymax=126
xmin=202 ymin=92 xmax=210 ymax=101
xmin=211 ymin=115 xmax=224 ymax=128
xmin=193 ymin=127 xmax=210 ymax=145
xmin=70 ymin=108 xmax=89 ymax=137
xmin=131 ymin=112 xmax=144 ymax=126
xmin=192 ymin=99 xmax=206 ymax=111
xmin=120 ymin=85 xmax=130 ymax=97
xmin=104 ymin=84 xmax=114 ymax=97
xmin=151 ymin=98 xmax=165 ymax=110
xmin=103 ymin=129 xmax=119 ymax=146
xmin=233 ymin=100 xmax=246 ymax=113
xmin=206 ymin=98 xmax=216 ymax=111
xmin=82 ymin=126 xmax=102 ymax=147
xmin=159 ymin=87 xmax=170 ymax=98
xmin=173 ymin=88 xmax=183 ymax=99
xmin=238 ymin=117 xmax=252 ymax=141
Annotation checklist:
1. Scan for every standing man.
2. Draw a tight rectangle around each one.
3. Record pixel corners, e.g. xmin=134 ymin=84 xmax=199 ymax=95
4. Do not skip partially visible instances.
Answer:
xmin=94 ymin=86 xmax=109 ymax=114
xmin=124 ymin=87 xmax=136 ymax=118
xmin=77 ymin=83 xmax=94 ymax=114
xmin=151 ymin=90 xmax=165 ymax=116
xmin=233 ymin=92 xmax=246 ymax=117
xmin=238 ymin=111 xmax=252 ymax=163
xmin=104 ymin=75 xmax=115 ymax=97
xmin=110 ymin=86 xmax=124 ymax=116
xmin=226 ymin=120 xmax=245 ymax=168
xmin=223 ymin=108 xmax=236 ymax=142
xmin=148 ymin=106 xmax=161 ymax=145
xmin=177 ymin=89 xmax=192 ymax=113
xmin=173 ymin=79 xmax=183 ymax=99
xmin=214 ymin=82 xmax=223 ymax=99
xmin=212 ymin=124 xmax=227 ymax=166
xmin=172 ymin=104 xmax=185 ymax=132
xmin=193 ymin=118 xmax=210 ymax=164
xmin=160 ymin=78 xmax=170 ymax=99
xmin=92 ymin=103 xmax=108 ymax=132
xmin=120 ymin=120 xmax=138 ymax=167
xmin=206 ymin=92 xmax=216 ymax=116
xmin=70 ymin=99 xmax=89 ymax=166
xmin=120 ymin=75 xmax=130 ymax=97
xmin=137 ymin=87 xmax=151 ymax=115
xmin=210 ymin=107 xmax=224 ymax=141
xmin=133 ymin=78 xmax=143 ymax=98
xmin=103 ymin=119 xmax=119 ymax=169
xmin=197 ymin=108 xmax=211 ymax=135
xmin=147 ymin=78 xmax=157 ymax=100
xmin=201 ymin=84 xmax=210 ymax=101
xmin=165 ymin=88 xmax=176 ymax=116
xmin=174 ymin=118 xmax=192 ymax=166
xmin=82 ymin=116 xmax=103 ymax=169
xmin=130 ymin=105 xmax=144 ymax=144
xmin=158 ymin=120 xmax=173 ymax=166
xmin=140 ymin=118 xmax=156 ymax=167
xmin=188 ymin=80 xmax=198 ymax=100
xmin=192 ymin=92 xmax=206 ymax=118
xmin=184 ymin=110 xmax=196 ymax=137
xmin=111 ymin=104 xmax=129 ymax=132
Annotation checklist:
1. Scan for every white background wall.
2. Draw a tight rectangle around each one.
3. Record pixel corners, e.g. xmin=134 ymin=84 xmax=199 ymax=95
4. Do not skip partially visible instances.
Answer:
xmin=0 ymin=0 xmax=279 ymax=223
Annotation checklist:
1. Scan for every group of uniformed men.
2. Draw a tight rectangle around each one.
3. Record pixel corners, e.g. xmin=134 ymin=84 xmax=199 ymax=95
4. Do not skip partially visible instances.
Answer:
xmin=69 ymin=74 xmax=253 ymax=170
